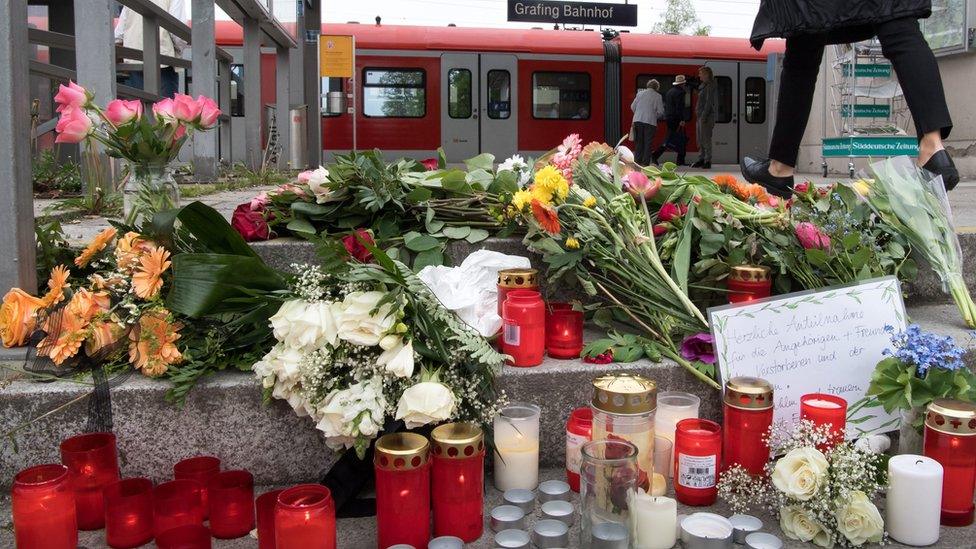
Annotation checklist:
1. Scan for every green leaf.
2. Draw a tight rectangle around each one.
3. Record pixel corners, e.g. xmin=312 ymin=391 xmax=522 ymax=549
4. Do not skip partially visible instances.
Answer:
xmin=413 ymin=248 xmax=444 ymax=271
xmin=442 ymin=226 xmax=471 ymax=240
xmin=291 ymin=202 xmax=337 ymax=217
xmin=166 ymin=254 xmax=286 ymax=317
xmin=698 ymin=233 xmax=726 ymax=257
xmin=466 ymin=229 xmax=490 ymax=243
xmin=153 ymin=201 xmax=258 ymax=258
xmin=286 ymin=218 xmax=316 ymax=235
xmin=405 ymin=187 xmax=433 ymax=203
xmin=672 ymin=200 xmax=696 ymax=294
xmin=804 ymin=248 xmax=830 ymax=267
xmin=464 ymin=153 xmax=495 ymax=172
xmin=488 ymin=170 xmax=519 ymax=195
xmin=466 ymin=169 xmax=494 ymax=190
xmin=437 ymin=147 xmax=448 ymax=169
xmin=405 ymin=234 xmax=442 ymax=252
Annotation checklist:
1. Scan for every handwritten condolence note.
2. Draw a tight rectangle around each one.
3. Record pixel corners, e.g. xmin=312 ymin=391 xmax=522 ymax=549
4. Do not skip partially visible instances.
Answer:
xmin=709 ymin=276 xmax=907 ymax=437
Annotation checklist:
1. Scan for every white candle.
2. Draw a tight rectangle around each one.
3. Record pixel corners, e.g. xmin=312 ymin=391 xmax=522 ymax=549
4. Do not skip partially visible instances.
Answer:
xmin=494 ymin=403 xmax=541 ymax=491
xmin=628 ymin=489 xmax=677 ymax=549
xmin=804 ymin=398 xmax=842 ymax=409
xmin=654 ymin=392 xmax=700 ymax=477
xmin=886 ymin=454 xmax=943 ymax=546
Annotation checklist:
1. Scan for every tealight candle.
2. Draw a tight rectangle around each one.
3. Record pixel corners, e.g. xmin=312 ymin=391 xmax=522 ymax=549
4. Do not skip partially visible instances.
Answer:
xmin=428 ymin=536 xmax=464 ymax=549
xmin=680 ymin=513 xmax=734 ymax=549
xmin=800 ymin=393 xmax=847 ymax=447
xmin=532 ymin=519 xmax=569 ymax=548
xmin=388 ymin=545 xmax=416 ymax=549
xmin=494 ymin=403 xmax=541 ymax=491
xmin=886 ymin=455 xmax=942 ymax=546
xmin=745 ymin=532 xmax=783 ymax=549
xmin=503 ymin=488 xmax=535 ymax=514
xmin=546 ymin=306 xmax=583 ymax=359
xmin=541 ymin=500 xmax=575 ymax=526
xmin=495 ymin=529 xmax=531 ymax=549
xmin=275 ymin=484 xmax=336 ymax=549
xmin=729 ymin=514 xmax=762 ymax=544
xmin=591 ymin=521 xmax=629 ymax=549
xmin=538 ymin=479 xmax=571 ymax=503
xmin=629 ymin=491 xmax=677 ymax=549
xmin=490 ymin=505 xmax=526 ymax=532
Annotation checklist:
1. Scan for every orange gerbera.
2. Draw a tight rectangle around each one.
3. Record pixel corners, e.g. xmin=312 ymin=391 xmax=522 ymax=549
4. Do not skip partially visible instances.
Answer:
xmin=132 ymin=246 xmax=172 ymax=300
xmin=85 ymin=318 xmax=126 ymax=357
xmin=74 ymin=227 xmax=118 ymax=268
xmin=41 ymin=265 xmax=70 ymax=307
xmin=66 ymin=288 xmax=110 ymax=322
xmin=128 ymin=309 xmax=183 ymax=377
xmin=38 ymin=307 xmax=87 ymax=365
xmin=115 ymin=231 xmax=155 ymax=272
xmin=531 ymin=199 xmax=561 ymax=235
xmin=0 ymin=288 xmax=46 ymax=347
xmin=712 ymin=174 xmax=739 ymax=188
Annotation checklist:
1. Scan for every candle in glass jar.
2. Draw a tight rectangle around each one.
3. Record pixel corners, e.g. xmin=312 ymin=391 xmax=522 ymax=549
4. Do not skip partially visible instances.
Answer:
xmin=654 ymin=392 xmax=700 ymax=477
xmin=628 ymin=490 xmax=677 ymax=549
xmin=104 ymin=477 xmax=155 ymax=549
xmin=674 ymin=419 xmax=722 ymax=506
xmin=923 ymin=399 xmax=976 ymax=526
xmin=727 ymin=265 xmax=772 ymax=304
xmin=800 ymin=393 xmax=847 ymax=447
xmin=256 ymin=489 xmax=284 ymax=549
xmin=546 ymin=305 xmax=583 ymax=359
xmin=497 ymin=268 xmax=538 ymax=317
xmin=275 ymin=484 xmax=336 ymax=549
xmin=502 ymin=289 xmax=546 ymax=367
xmin=494 ymin=402 xmax=541 ymax=491
xmin=207 ymin=470 xmax=255 ymax=539
xmin=375 ymin=433 xmax=431 ymax=549
xmin=566 ymin=406 xmax=593 ymax=492
xmin=591 ymin=373 xmax=657 ymax=485
xmin=174 ymin=455 xmax=221 ymax=520
xmin=59 ymin=431 xmax=120 ymax=530
xmin=154 ymin=479 xmax=205 ymax=538
xmin=723 ymin=377 xmax=774 ymax=475
xmin=886 ymin=454 xmax=942 ymax=545
xmin=431 ymin=422 xmax=485 ymax=542
xmin=11 ymin=464 xmax=77 ymax=549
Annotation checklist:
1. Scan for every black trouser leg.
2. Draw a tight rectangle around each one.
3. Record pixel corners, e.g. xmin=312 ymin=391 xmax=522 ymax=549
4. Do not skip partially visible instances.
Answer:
xmin=654 ymin=120 xmax=680 ymax=160
xmin=675 ymin=125 xmax=687 ymax=165
xmin=767 ymin=37 xmax=825 ymax=167
xmin=634 ymin=122 xmax=653 ymax=165
xmin=875 ymin=17 xmax=952 ymax=139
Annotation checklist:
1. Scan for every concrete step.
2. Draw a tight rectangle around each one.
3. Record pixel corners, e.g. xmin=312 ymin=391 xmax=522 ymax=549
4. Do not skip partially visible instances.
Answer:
xmin=4 ymin=468 xmax=976 ymax=548
xmin=2 ymin=301 xmax=973 ymax=492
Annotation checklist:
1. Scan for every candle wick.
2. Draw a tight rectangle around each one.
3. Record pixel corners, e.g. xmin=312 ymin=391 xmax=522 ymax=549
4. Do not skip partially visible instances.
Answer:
xmin=915 ymin=459 xmax=925 ymax=465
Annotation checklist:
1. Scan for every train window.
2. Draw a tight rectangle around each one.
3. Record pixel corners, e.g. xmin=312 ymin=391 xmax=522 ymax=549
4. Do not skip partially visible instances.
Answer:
xmin=487 ymin=70 xmax=511 ymax=119
xmin=715 ymin=76 xmax=733 ymax=124
xmin=744 ymin=77 xmax=766 ymax=124
xmin=320 ymin=77 xmax=344 ymax=117
xmin=635 ymin=74 xmax=672 ymax=92
xmin=363 ymin=68 xmax=426 ymax=118
xmin=532 ymin=72 xmax=590 ymax=120
xmin=230 ymin=64 xmax=244 ymax=117
xmin=448 ymin=69 xmax=472 ymax=119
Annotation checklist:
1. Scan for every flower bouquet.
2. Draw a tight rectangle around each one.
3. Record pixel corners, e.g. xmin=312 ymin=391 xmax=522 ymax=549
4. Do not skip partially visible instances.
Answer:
xmin=53 ymin=81 xmax=220 ymax=224
xmin=718 ymin=421 xmax=887 ymax=548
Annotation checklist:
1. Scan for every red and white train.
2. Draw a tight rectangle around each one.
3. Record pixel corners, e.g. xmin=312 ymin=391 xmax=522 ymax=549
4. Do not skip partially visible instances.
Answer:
xmin=215 ymin=23 xmax=784 ymax=164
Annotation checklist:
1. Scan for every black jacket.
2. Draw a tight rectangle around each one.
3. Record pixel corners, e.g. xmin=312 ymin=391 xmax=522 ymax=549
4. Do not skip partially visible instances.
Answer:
xmin=750 ymin=0 xmax=932 ymax=48
xmin=664 ymin=85 xmax=690 ymax=123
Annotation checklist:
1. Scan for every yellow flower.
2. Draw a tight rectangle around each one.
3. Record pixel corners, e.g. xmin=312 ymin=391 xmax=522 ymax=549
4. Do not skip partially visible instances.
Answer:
xmin=129 ymin=309 xmax=183 ymax=377
xmin=533 ymin=165 xmax=569 ymax=202
xmin=511 ymin=190 xmax=533 ymax=211
xmin=132 ymin=246 xmax=172 ymax=300
xmin=565 ymin=236 xmax=580 ymax=249
xmin=853 ymin=179 xmax=872 ymax=197
xmin=41 ymin=265 xmax=70 ymax=307
xmin=583 ymin=196 xmax=597 ymax=208
xmin=74 ymin=227 xmax=118 ymax=268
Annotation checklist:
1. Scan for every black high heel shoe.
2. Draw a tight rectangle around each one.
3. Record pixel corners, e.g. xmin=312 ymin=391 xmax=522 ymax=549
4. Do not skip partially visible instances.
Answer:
xmin=740 ymin=156 xmax=794 ymax=198
xmin=922 ymin=149 xmax=960 ymax=191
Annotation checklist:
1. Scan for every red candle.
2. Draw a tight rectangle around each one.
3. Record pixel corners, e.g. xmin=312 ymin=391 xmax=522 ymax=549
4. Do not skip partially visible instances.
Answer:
xmin=256 ymin=489 xmax=284 ymax=549
xmin=723 ymin=377 xmax=774 ymax=475
xmin=59 ymin=431 xmax=120 ymax=530
xmin=155 ymin=524 xmax=212 ymax=549
xmin=208 ymin=470 xmax=255 ymax=539
xmin=174 ymin=456 xmax=221 ymax=519
xmin=727 ymin=265 xmax=772 ymax=304
xmin=375 ymin=432 xmax=431 ymax=548
xmin=11 ymin=464 xmax=77 ymax=549
xmin=923 ymin=399 xmax=976 ymax=526
xmin=154 ymin=479 xmax=204 ymax=539
xmin=431 ymin=422 xmax=485 ymax=542
xmin=275 ymin=484 xmax=336 ymax=549
xmin=546 ymin=305 xmax=583 ymax=359
xmin=501 ymin=289 xmax=545 ymax=367
xmin=497 ymin=268 xmax=538 ymax=317
xmin=674 ymin=418 xmax=722 ymax=506
xmin=103 ymin=477 xmax=154 ymax=549
xmin=800 ymin=393 xmax=847 ymax=448
xmin=566 ymin=407 xmax=593 ymax=492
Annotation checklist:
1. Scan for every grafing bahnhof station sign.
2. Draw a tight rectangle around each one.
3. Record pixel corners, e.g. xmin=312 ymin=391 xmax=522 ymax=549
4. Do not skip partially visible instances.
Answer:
xmin=507 ymin=0 xmax=638 ymax=27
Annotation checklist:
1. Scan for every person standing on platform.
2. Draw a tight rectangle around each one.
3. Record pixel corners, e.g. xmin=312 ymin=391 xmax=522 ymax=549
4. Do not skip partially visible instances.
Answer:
xmin=630 ymin=79 xmax=665 ymax=166
xmin=741 ymin=0 xmax=957 ymax=196
xmin=652 ymin=75 xmax=692 ymax=166
xmin=692 ymin=66 xmax=717 ymax=169
xmin=114 ymin=0 xmax=186 ymax=98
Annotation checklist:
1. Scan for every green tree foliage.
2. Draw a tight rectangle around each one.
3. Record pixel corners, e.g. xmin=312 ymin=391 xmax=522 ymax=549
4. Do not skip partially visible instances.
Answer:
xmin=652 ymin=0 xmax=710 ymax=36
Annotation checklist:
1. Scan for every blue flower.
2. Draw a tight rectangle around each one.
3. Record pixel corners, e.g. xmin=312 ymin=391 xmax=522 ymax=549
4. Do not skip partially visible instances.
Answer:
xmin=884 ymin=324 xmax=966 ymax=377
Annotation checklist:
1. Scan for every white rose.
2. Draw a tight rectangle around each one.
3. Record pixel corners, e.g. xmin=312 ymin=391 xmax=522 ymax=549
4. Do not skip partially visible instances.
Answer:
xmin=834 ymin=491 xmax=884 ymax=546
xmin=270 ymin=299 xmax=338 ymax=351
xmin=617 ymin=145 xmax=635 ymax=162
xmin=395 ymin=381 xmax=456 ymax=428
xmin=252 ymin=344 xmax=304 ymax=386
xmin=336 ymin=291 xmax=396 ymax=347
xmin=772 ymin=447 xmax=829 ymax=501
xmin=781 ymin=506 xmax=834 ymax=548
xmin=376 ymin=337 xmax=414 ymax=378
xmin=315 ymin=377 xmax=387 ymax=443
xmin=305 ymin=166 xmax=336 ymax=204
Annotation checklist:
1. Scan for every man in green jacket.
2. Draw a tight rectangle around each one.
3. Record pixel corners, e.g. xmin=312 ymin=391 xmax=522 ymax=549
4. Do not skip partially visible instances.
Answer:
xmin=692 ymin=66 xmax=717 ymax=169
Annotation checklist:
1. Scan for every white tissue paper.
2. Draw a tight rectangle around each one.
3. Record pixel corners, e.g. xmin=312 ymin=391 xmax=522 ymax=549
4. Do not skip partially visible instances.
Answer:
xmin=417 ymin=250 xmax=533 ymax=337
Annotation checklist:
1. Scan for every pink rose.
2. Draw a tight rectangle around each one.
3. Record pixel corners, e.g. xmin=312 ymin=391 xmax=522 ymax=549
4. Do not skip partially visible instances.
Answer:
xmin=296 ymin=170 xmax=314 ymax=183
xmin=250 ymin=192 xmax=270 ymax=211
xmin=104 ymin=99 xmax=143 ymax=125
xmin=172 ymin=93 xmax=202 ymax=123
xmin=171 ymin=125 xmax=187 ymax=142
xmin=658 ymin=202 xmax=688 ymax=223
xmin=54 ymin=81 xmax=88 ymax=113
xmin=196 ymin=96 xmax=220 ymax=128
xmin=795 ymin=222 xmax=831 ymax=250
xmin=153 ymin=98 xmax=177 ymax=122
xmin=419 ymin=158 xmax=439 ymax=171
xmin=623 ymin=172 xmax=661 ymax=200
xmin=794 ymin=182 xmax=810 ymax=194
xmin=54 ymin=107 xmax=93 ymax=144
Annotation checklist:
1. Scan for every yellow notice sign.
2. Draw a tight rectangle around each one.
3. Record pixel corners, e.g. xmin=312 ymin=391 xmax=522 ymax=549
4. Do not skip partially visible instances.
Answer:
xmin=319 ymin=35 xmax=354 ymax=78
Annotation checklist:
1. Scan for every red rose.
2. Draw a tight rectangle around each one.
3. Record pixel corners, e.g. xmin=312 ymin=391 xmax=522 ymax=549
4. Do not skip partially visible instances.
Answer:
xmin=657 ymin=202 xmax=688 ymax=223
xmin=420 ymin=158 xmax=439 ymax=171
xmin=342 ymin=229 xmax=375 ymax=263
xmin=794 ymin=182 xmax=810 ymax=194
xmin=231 ymin=203 xmax=271 ymax=241
xmin=652 ymin=224 xmax=668 ymax=237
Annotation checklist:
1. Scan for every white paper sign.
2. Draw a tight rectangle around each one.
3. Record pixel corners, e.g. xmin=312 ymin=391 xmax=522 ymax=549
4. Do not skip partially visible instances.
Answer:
xmin=708 ymin=276 xmax=907 ymax=437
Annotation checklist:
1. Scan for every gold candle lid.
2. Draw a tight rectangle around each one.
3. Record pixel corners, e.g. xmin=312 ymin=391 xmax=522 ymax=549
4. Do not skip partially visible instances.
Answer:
xmin=592 ymin=373 xmax=657 ymax=415
xmin=431 ymin=422 xmax=485 ymax=459
xmin=498 ymin=268 xmax=538 ymax=289
xmin=729 ymin=265 xmax=771 ymax=282
xmin=925 ymin=399 xmax=976 ymax=436
xmin=374 ymin=433 xmax=430 ymax=471
xmin=724 ymin=376 xmax=774 ymax=410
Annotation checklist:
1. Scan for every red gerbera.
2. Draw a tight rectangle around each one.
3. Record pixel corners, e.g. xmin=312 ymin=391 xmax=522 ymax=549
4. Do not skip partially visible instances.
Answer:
xmin=531 ymin=199 xmax=561 ymax=235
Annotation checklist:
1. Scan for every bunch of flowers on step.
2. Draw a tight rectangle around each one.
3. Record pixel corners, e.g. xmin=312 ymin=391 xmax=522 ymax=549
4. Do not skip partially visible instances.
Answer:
xmin=53 ymin=80 xmax=219 ymax=163
xmin=253 ymin=256 xmax=506 ymax=457
xmin=718 ymin=420 xmax=886 ymax=548
xmin=0 ymin=228 xmax=185 ymax=378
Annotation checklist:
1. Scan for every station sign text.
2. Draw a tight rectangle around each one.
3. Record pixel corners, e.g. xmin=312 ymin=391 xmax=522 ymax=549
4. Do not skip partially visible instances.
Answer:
xmin=507 ymin=0 xmax=638 ymax=26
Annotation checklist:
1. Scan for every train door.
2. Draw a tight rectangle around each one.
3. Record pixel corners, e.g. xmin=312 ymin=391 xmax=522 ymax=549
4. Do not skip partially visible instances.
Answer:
xmin=738 ymin=63 xmax=769 ymax=161
xmin=707 ymin=61 xmax=738 ymax=164
xmin=480 ymin=54 xmax=518 ymax=159
xmin=441 ymin=53 xmax=480 ymax=160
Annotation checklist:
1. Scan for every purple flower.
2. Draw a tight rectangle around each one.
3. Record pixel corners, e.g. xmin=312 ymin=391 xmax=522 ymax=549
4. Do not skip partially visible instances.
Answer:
xmin=680 ymin=333 xmax=716 ymax=364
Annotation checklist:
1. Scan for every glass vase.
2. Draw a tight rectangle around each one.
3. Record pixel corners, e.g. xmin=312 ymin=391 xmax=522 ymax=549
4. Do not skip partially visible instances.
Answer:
xmin=124 ymin=161 xmax=180 ymax=224
xmin=579 ymin=439 xmax=639 ymax=549
xmin=898 ymin=407 xmax=924 ymax=455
